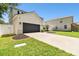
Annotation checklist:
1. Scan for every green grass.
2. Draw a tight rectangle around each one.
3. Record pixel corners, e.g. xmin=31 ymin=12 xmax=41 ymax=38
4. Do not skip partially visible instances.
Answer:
xmin=0 ymin=37 xmax=73 ymax=56
xmin=50 ymin=31 xmax=79 ymax=38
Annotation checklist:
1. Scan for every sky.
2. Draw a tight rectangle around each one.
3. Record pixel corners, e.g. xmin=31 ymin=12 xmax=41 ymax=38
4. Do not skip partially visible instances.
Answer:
xmin=3 ymin=3 xmax=79 ymax=23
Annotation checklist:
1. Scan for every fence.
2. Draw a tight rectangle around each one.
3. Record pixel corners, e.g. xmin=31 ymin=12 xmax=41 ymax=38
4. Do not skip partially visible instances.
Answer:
xmin=0 ymin=24 xmax=13 ymax=35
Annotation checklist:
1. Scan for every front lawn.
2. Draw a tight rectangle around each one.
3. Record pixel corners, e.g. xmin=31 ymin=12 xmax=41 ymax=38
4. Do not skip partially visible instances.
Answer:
xmin=51 ymin=31 xmax=79 ymax=38
xmin=0 ymin=37 xmax=73 ymax=56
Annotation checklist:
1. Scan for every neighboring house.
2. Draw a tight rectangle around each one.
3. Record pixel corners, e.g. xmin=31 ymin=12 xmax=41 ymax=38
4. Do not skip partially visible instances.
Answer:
xmin=46 ymin=16 xmax=73 ymax=31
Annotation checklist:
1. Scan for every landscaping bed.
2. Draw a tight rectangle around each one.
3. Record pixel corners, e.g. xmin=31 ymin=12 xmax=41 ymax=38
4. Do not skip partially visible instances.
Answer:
xmin=12 ymin=34 xmax=30 ymax=40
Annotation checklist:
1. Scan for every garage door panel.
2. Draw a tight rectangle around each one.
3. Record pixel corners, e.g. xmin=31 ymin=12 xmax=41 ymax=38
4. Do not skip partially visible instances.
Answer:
xmin=23 ymin=23 xmax=40 ymax=33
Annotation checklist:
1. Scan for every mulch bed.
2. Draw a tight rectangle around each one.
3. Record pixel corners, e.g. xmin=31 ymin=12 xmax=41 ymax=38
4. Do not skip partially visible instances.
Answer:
xmin=12 ymin=34 xmax=30 ymax=40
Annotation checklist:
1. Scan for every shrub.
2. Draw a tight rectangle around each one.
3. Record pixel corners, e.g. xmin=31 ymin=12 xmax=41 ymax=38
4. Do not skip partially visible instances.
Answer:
xmin=47 ymin=31 xmax=56 ymax=33
xmin=40 ymin=29 xmax=45 ymax=32
xmin=1 ymin=34 xmax=15 ymax=37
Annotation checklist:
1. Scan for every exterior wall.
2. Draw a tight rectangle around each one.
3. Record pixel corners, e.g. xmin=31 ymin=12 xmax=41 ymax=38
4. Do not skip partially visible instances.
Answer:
xmin=12 ymin=12 xmax=43 ymax=34
xmin=46 ymin=16 xmax=73 ymax=31
xmin=0 ymin=24 xmax=13 ymax=35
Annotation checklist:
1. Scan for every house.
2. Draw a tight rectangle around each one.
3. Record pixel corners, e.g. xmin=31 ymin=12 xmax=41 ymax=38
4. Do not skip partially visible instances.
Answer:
xmin=0 ymin=8 xmax=44 ymax=35
xmin=12 ymin=11 xmax=44 ymax=34
xmin=46 ymin=16 xmax=73 ymax=31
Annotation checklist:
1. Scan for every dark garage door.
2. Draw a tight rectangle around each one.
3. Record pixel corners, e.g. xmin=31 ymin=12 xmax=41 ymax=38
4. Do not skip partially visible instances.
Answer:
xmin=23 ymin=23 xmax=40 ymax=33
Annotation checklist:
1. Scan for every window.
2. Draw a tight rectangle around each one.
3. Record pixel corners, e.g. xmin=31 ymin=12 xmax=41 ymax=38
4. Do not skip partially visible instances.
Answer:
xmin=21 ymin=12 xmax=24 ymax=14
xmin=64 ymin=25 xmax=67 ymax=29
xmin=17 ymin=11 xmax=20 ymax=14
xmin=56 ymin=26 xmax=58 ymax=30
xmin=60 ymin=21 xmax=63 ymax=23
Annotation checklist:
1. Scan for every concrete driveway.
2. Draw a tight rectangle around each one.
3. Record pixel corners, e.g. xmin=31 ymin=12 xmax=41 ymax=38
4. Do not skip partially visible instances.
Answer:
xmin=25 ymin=32 xmax=79 ymax=56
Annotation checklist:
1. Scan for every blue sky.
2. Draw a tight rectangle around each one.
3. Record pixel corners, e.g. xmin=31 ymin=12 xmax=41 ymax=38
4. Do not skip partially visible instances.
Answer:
xmin=3 ymin=3 xmax=79 ymax=23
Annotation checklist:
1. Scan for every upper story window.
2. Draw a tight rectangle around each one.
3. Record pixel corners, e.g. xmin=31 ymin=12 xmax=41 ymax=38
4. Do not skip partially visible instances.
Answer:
xmin=17 ymin=11 xmax=20 ymax=14
xmin=60 ymin=21 xmax=63 ymax=23
xmin=64 ymin=25 xmax=67 ymax=29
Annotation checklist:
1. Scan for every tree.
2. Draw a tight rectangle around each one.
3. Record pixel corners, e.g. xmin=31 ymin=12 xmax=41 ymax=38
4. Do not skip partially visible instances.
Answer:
xmin=0 ymin=3 xmax=19 ymax=23
xmin=8 ymin=3 xmax=19 ymax=23
xmin=0 ymin=3 xmax=8 ymax=18
xmin=0 ymin=19 xmax=5 ymax=24
xmin=46 ymin=25 xmax=49 ymax=31
xmin=0 ymin=3 xmax=19 ymax=18
xmin=8 ymin=3 xmax=19 ymax=8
